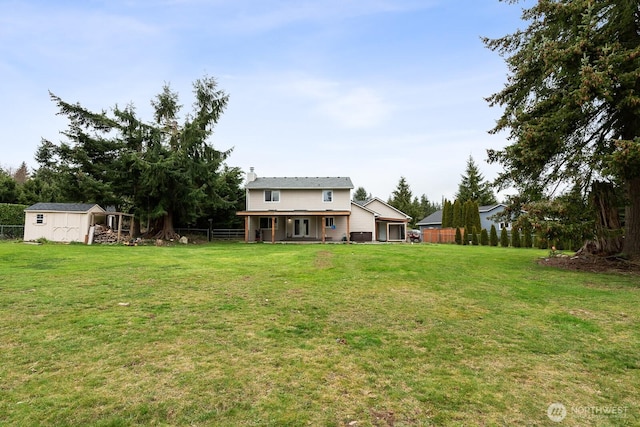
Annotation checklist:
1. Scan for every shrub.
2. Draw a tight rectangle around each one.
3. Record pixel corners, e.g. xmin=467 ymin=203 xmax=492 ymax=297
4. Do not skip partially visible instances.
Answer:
xmin=471 ymin=227 xmax=479 ymax=246
xmin=535 ymin=235 xmax=548 ymax=249
xmin=0 ymin=203 xmax=27 ymax=225
xmin=489 ymin=225 xmax=498 ymax=246
xmin=523 ymin=225 xmax=533 ymax=248
xmin=455 ymin=227 xmax=462 ymax=245
xmin=480 ymin=228 xmax=489 ymax=246
xmin=500 ymin=228 xmax=509 ymax=247
xmin=511 ymin=228 xmax=521 ymax=248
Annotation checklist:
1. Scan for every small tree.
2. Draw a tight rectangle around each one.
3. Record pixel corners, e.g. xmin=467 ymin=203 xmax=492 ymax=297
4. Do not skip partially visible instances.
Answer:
xmin=489 ymin=225 xmax=498 ymax=247
xmin=455 ymin=155 xmax=497 ymax=205
xmin=511 ymin=228 xmax=521 ymax=248
xmin=455 ymin=227 xmax=462 ymax=245
xmin=480 ymin=228 xmax=489 ymax=246
xmin=353 ymin=186 xmax=369 ymax=202
xmin=442 ymin=199 xmax=453 ymax=228
xmin=523 ymin=223 xmax=533 ymax=249
xmin=471 ymin=227 xmax=479 ymax=246
xmin=500 ymin=227 xmax=509 ymax=247
xmin=452 ymin=199 xmax=463 ymax=228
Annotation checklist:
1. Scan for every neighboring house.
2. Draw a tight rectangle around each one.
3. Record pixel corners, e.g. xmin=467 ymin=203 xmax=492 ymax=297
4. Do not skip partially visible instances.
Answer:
xmin=236 ymin=168 xmax=411 ymax=243
xmin=416 ymin=204 xmax=510 ymax=232
xmin=24 ymin=203 xmax=133 ymax=243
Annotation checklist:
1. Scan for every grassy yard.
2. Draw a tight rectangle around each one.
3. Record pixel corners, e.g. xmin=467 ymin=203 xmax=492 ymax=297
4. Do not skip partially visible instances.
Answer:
xmin=0 ymin=242 xmax=638 ymax=426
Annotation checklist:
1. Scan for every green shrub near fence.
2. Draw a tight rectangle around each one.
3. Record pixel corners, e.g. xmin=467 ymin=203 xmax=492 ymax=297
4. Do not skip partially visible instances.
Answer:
xmin=0 ymin=204 xmax=27 ymax=225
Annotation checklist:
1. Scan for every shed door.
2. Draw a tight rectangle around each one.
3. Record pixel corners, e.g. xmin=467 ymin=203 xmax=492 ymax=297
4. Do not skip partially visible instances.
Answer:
xmin=52 ymin=213 xmax=82 ymax=242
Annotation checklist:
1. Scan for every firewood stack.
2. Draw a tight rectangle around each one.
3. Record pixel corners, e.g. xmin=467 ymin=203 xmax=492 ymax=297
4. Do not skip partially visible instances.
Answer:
xmin=92 ymin=224 xmax=127 ymax=244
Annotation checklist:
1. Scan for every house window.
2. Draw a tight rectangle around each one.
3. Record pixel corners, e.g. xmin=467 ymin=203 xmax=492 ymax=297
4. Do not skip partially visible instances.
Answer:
xmin=323 ymin=190 xmax=333 ymax=202
xmin=325 ymin=217 xmax=335 ymax=228
xmin=500 ymin=222 xmax=511 ymax=230
xmin=36 ymin=214 xmax=45 ymax=225
xmin=264 ymin=190 xmax=280 ymax=202
xmin=259 ymin=217 xmax=278 ymax=229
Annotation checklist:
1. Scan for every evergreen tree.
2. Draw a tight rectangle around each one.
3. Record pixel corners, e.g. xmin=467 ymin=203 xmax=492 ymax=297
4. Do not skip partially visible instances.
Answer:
xmin=490 ymin=224 xmax=499 ymax=247
xmin=452 ymin=199 xmax=463 ymax=228
xmin=441 ymin=199 xmax=452 ymax=228
xmin=38 ymin=76 xmax=243 ymax=239
xmin=471 ymin=226 xmax=479 ymax=246
xmin=446 ymin=199 xmax=454 ymax=227
xmin=500 ymin=227 xmax=509 ymax=247
xmin=353 ymin=187 xmax=369 ymax=202
xmin=12 ymin=162 xmax=29 ymax=185
xmin=455 ymin=155 xmax=497 ymax=205
xmin=455 ymin=227 xmax=462 ymax=245
xmin=463 ymin=200 xmax=476 ymax=243
xmin=511 ymin=228 xmax=521 ymax=248
xmin=0 ymin=170 xmax=19 ymax=203
xmin=419 ymin=194 xmax=440 ymax=222
xmin=387 ymin=177 xmax=413 ymax=218
xmin=480 ymin=228 xmax=489 ymax=246
xmin=523 ymin=222 xmax=533 ymax=249
xmin=484 ymin=1 xmax=640 ymax=259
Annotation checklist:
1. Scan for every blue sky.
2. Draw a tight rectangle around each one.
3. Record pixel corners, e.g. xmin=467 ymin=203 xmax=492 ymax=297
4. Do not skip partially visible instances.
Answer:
xmin=0 ymin=0 xmax=533 ymax=203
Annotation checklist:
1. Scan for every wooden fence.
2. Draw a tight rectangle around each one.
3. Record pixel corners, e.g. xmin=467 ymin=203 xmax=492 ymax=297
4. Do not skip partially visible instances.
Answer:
xmin=421 ymin=228 xmax=463 ymax=244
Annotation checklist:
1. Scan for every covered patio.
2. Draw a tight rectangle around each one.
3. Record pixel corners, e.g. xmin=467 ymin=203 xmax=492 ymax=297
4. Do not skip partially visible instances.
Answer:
xmin=237 ymin=210 xmax=351 ymax=243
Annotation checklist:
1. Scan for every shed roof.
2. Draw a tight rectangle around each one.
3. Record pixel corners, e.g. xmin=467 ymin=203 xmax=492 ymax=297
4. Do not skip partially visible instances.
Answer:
xmin=246 ymin=177 xmax=353 ymax=190
xmin=25 ymin=203 xmax=105 ymax=213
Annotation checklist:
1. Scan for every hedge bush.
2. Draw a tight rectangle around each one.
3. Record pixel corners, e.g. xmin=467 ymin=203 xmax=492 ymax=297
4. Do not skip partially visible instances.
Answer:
xmin=0 ymin=204 xmax=27 ymax=225
xmin=500 ymin=228 xmax=509 ymax=247
xmin=480 ymin=228 xmax=489 ymax=246
xmin=489 ymin=225 xmax=498 ymax=246
xmin=511 ymin=228 xmax=521 ymax=248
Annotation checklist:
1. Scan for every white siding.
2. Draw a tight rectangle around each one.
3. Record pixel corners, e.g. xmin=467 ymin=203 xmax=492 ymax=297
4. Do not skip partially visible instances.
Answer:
xmin=350 ymin=204 xmax=376 ymax=233
xmin=23 ymin=205 xmax=105 ymax=243
xmin=247 ymin=188 xmax=351 ymax=211
xmin=365 ymin=199 xmax=407 ymax=220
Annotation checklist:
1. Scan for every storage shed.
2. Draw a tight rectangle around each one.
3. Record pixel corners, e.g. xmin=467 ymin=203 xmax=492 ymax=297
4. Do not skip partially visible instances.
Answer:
xmin=24 ymin=203 xmax=106 ymax=243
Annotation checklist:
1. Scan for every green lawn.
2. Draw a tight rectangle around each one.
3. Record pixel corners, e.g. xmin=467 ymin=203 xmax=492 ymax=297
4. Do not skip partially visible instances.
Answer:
xmin=0 ymin=242 xmax=638 ymax=426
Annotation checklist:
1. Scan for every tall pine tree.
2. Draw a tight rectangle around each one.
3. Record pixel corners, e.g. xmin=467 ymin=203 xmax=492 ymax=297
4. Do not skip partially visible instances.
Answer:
xmin=484 ymin=1 xmax=640 ymax=259
xmin=455 ymin=155 xmax=496 ymax=205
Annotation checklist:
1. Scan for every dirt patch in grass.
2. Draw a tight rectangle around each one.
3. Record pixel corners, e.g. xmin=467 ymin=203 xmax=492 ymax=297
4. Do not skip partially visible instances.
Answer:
xmin=314 ymin=250 xmax=334 ymax=269
xmin=538 ymin=254 xmax=640 ymax=276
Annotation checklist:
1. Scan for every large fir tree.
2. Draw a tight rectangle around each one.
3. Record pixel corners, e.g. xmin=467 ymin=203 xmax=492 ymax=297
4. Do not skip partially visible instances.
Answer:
xmin=484 ymin=0 xmax=640 ymax=259
xmin=37 ymin=76 xmax=243 ymax=239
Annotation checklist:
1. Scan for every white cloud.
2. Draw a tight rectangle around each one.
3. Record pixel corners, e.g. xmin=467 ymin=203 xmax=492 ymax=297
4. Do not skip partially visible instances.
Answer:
xmin=285 ymin=77 xmax=390 ymax=128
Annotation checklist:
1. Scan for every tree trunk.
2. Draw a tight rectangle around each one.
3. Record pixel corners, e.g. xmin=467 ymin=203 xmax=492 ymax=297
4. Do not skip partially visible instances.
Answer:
xmin=141 ymin=211 xmax=179 ymax=240
xmin=622 ymin=177 xmax=640 ymax=259
xmin=578 ymin=182 xmax=623 ymax=256
xmin=130 ymin=216 xmax=141 ymax=238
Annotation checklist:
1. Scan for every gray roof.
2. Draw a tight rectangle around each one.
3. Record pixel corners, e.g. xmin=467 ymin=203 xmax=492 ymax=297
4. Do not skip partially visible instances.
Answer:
xmin=246 ymin=176 xmax=354 ymax=189
xmin=25 ymin=203 xmax=103 ymax=212
xmin=479 ymin=204 xmax=506 ymax=213
xmin=417 ymin=204 xmax=507 ymax=225
xmin=417 ymin=210 xmax=442 ymax=226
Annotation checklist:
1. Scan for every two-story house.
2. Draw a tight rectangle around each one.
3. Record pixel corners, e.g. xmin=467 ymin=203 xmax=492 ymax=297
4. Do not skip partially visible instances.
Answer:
xmin=236 ymin=168 xmax=410 ymax=243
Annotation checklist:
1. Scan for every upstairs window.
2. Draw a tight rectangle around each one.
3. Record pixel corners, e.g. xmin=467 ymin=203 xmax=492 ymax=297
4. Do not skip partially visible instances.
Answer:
xmin=323 ymin=190 xmax=333 ymax=202
xmin=264 ymin=190 xmax=280 ymax=202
